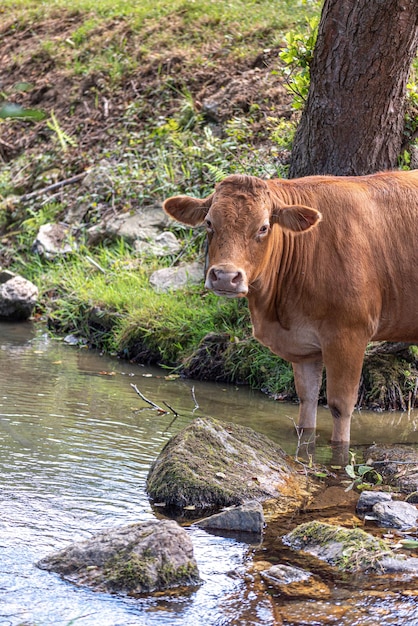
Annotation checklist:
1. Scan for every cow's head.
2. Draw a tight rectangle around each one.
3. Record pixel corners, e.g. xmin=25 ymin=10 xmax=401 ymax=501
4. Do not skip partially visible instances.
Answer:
xmin=163 ymin=175 xmax=321 ymax=297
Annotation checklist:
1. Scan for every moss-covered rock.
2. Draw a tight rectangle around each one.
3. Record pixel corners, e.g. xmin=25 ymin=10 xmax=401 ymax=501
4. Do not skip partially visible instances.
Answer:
xmin=146 ymin=416 xmax=311 ymax=512
xmin=283 ymin=521 xmax=418 ymax=574
xmin=36 ymin=520 xmax=200 ymax=595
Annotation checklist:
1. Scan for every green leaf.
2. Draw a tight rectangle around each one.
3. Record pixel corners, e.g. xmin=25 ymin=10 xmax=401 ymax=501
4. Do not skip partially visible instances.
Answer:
xmin=357 ymin=465 xmax=374 ymax=476
xmin=345 ymin=464 xmax=357 ymax=479
xmin=0 ymin=103 xmax=47 ymax=121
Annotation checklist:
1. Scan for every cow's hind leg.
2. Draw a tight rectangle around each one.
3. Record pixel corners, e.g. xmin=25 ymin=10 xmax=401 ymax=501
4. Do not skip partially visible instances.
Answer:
xmin=292 ymin=360 xmax=324 ymax=430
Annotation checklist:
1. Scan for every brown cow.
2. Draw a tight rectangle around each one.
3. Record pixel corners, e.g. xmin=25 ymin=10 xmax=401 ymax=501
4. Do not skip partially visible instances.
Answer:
xmin=163 ymin=171 xmax=418 ymax=447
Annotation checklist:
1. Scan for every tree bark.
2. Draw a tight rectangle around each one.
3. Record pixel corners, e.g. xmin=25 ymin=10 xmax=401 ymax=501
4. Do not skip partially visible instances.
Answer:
xmin=289 ymin=0 xmax=418 ymax=178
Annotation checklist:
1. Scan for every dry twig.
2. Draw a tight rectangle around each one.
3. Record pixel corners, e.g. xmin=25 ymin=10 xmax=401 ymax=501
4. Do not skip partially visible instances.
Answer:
xmin=130 ymin=383 xmax=167 ymax=413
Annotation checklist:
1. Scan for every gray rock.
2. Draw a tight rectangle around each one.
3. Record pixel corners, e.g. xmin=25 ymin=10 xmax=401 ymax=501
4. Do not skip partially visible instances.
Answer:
xmin=379 ymin=555 xmax=418 ymax=573
xmin=356 ymin=490 xmax=393 ymax=516
xmin=149 ymin=261 xmax=204 ymax=292
xmin=197 ymin=501 xmax=265 ymax=534
xmin=33 ymin=223 xmax=76 ymax=258
xmin=0 ymin=275 xmax=38 ymax=320
xmin=372 ymin=500 xmax=418 ymax=530
xmin=259 ymin=564 xmax=330 ymax=599
xmin=87 ymin=206 xmax=169 ymax=245
xmin=146 ymin=416 xmax=310 ymax=511
xmin=134 ymin=231 xmax=181 ymax=257
xmin=36 ymin=520 xmax=200 ymax=595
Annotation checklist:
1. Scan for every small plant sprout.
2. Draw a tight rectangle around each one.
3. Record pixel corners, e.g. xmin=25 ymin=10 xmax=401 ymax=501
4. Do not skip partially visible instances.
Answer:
xmin=344 ymin=451 xmax=383 ymax=492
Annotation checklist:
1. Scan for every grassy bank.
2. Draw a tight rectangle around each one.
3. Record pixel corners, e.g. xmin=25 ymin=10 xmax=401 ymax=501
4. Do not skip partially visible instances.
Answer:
xmin=1 ymin=0 xmax=417 ymax=407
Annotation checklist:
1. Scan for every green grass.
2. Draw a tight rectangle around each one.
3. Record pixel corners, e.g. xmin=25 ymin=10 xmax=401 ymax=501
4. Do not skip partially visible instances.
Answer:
xmin=2 ymin=0 xmax=320 ymax=29
xmin=1 ymin=0 xmax=321 ymax=82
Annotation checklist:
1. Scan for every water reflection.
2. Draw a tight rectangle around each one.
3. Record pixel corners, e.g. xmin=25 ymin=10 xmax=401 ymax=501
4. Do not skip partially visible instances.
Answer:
xmin=0 ymin=322 xmax=417 ymax=625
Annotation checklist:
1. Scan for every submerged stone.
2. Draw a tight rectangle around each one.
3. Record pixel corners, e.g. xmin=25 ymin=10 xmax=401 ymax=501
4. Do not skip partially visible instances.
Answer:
xmin=283 ymin=521 xmax=418 ymax=574
xmin=36 ymin=520 xmax=200 ymax=595
xmin=146 ymin=416 xmax=310 ymax=511
xmin=260 ymin=563 xmax=331 ymax=600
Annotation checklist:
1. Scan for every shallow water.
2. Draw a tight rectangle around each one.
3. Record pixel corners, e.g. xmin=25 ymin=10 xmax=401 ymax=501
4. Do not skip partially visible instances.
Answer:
xmin=0 ymin=322 xmax=417 ymax=625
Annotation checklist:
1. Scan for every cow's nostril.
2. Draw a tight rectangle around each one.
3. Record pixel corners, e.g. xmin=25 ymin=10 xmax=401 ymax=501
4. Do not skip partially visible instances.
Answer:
xmin=231 ymin=271 xmax=242 ymax=285
xmin=208 ymin=268 xmax=218 ymax=282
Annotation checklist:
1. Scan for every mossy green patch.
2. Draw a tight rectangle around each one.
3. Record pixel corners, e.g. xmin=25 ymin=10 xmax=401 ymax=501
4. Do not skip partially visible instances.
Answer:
xmin=285 ymin=521 xmax=392 ymax=572
xmin=104 ymin=552 xmax=155 ymax=592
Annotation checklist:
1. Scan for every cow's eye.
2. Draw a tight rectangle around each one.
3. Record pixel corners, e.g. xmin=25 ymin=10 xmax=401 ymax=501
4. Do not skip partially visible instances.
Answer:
xmin=258 ymin=224 xmax=269 ymax=236
xmin=205 ymin=219 xmax=213 ymax=233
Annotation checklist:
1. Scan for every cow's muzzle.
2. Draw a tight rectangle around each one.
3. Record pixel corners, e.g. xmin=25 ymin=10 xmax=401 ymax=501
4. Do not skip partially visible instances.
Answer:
xmin=205 ymin=265 xmax=248 ymax=297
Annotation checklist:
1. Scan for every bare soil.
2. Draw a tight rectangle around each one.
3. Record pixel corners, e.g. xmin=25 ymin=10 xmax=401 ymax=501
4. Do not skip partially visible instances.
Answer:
xmin=0 ymin=11 xmax=291 ymax=180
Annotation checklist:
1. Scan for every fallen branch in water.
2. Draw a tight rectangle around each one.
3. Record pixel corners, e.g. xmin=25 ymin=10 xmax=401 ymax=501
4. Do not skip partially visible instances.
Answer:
xmin=130 ymin=383 xmax=167 ymax=413
xmin=162 ymin=401 xmax=179 ymax=416
xmin=191 ymin=385 xmax=199 ymax=412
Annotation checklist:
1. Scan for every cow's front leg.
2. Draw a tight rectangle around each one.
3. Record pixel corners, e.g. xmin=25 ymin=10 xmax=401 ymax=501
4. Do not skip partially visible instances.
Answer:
xmin=292 ymin=360 xmax=324 ymax=430
xmin=323 ymin=335 xmax=368 ymax=444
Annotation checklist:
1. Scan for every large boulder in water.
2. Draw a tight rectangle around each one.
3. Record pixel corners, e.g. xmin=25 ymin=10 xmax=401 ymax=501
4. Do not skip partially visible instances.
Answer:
xmin=146 ymin=416 xmax=311 ymax=512
xmin=36 ymin=520 xmax=200 ymax=595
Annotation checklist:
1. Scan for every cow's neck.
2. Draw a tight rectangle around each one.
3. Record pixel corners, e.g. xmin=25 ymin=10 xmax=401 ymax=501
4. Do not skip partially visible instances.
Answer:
xmin=247 ymin=229 xmax=308 ymax=331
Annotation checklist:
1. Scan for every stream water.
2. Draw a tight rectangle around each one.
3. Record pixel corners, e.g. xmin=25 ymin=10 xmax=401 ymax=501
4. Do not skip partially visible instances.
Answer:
xmin=0 ymin=322 xmax=417 ymax=626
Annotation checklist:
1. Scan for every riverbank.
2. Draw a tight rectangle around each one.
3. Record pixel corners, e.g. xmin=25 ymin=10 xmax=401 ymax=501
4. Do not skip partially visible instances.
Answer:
xmin=1 ymin=0 xmax=418 ymax=410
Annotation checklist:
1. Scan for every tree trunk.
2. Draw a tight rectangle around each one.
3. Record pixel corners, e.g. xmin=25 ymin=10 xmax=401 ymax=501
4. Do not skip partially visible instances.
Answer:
xmin=289 ymin=0 xmax=418 ymax=178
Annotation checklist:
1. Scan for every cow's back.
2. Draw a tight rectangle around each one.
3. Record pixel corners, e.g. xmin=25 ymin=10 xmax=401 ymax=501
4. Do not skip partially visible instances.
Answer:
xmin=273 ymin=170 xmax=418 ymax=341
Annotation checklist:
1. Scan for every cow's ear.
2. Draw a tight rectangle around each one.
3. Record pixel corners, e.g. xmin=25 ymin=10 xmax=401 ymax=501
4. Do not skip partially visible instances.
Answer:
xmin=272 ymin=204 xmax=322 ymax=233
xmin=163 ymin=194 xmax=213 ymax=226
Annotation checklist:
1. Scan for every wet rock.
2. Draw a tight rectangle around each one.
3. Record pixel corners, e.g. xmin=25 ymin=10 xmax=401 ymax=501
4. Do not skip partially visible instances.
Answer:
xmin=87 ymin=205 xmax=169 ymax=245
xmin=149 ymin=261 xmax=204 ymax=292
xmin=356 ymin=490 xmax=393 ymax=516
xmin=372 ymin=500 xmax=418 ymax=530
xmin=365 ymin=444 xmax=418 ymax=493
xmin=36 ymin=520 xmax=200 ymax=595
xmin=33 ymin=223 xmax=76 ymax=258
xmin=0 ymin=273 xmax=38 ymax=320
xmin=134 ymin=230 xmax=181 ymax=257
xmin=196 ymin=501 xmax=265 ymax=534
xmin=146 ymin=416 xmax=311 ymax=511
xmin=379 ymin=555 xmax=418 ymax=574
xmin=63 ymin=334 xmax=87 ymax=346
xmin=283 ymin=521 xmax=418 ymax=574
xmin=259 ymin=563 xmax=331 ymax=600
